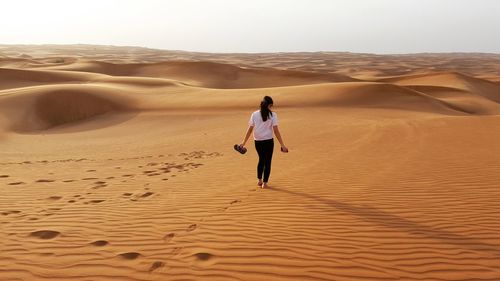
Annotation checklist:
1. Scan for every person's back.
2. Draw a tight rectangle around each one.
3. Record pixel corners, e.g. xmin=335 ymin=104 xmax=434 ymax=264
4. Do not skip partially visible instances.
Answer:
xmin=249 ymin=110 xmax=278 ymax=141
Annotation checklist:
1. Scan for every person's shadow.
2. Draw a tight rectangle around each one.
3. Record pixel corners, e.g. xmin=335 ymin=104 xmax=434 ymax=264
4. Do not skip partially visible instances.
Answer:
xmin=270 ymin=186 xmax=500 ymax=257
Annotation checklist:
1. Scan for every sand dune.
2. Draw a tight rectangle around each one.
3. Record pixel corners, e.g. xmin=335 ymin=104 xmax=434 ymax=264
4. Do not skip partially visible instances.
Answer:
xmin=379 ymin=71 xmax=500 ymax=103
xmin=480 ymin=76 xmax=500 ymax=84
xmin=39 ymin=60 xmax=358 ymax=88
xmin=0 ymin=81 xmax=470 ymax=134
xmin=3 ymin=44 xmax=500 ymax=77
xmin=0 ymin=67 xmax=182 ymax=90
xmin=406 ymin=85 xmax=500 ymax=115
xmin=0 ymin=56 xmax=77 ymax=69
xmin=1 ymin=45 xmax=500 ymax=281
xmin=0 ymin=67 xmax=99 ymax=90
xmin=0 ymin=84 xmax=136 ymax=132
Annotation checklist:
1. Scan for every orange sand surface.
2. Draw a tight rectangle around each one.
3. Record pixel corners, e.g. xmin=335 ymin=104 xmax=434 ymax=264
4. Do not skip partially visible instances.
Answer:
xmin=1 ymin=45 xmax=500 ymax=281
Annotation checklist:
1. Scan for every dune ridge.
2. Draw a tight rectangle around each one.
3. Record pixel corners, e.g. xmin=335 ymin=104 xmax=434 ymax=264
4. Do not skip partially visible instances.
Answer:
xmin=0 ymin=81 xmax=473 ymax=133
xmin=38 ymin=60 xmax=359 ymax=88
xmin=379 ymin=71 xmax=500 ymax=102
xmin=2 ymin=61 xmax=500 ymax=134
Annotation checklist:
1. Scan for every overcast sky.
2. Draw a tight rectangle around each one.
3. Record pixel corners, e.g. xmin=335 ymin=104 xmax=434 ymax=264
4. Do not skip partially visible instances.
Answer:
xmin=1 ymin=0 xmax=499 ymax=54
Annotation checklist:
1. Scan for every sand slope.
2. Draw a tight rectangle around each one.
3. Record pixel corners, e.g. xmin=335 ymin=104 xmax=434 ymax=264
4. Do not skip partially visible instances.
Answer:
xmin=379 ymin=72 xmax=500 ymax=102
xmin=37 ymin=60 xmax=359 ymax=88
xmin=1 ymin=45 xmax=500 ymax=281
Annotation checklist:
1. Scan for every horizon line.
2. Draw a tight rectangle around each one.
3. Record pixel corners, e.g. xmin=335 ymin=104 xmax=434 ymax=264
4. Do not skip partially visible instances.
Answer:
xmin=1 ymin=43 xmax=500 ymax=56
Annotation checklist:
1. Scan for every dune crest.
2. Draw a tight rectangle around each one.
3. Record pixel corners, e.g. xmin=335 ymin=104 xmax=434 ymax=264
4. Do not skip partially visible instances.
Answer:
xmin=379 ymin=71 xmax=500 ymax=102
xmin=40 ymin=60 xmax=359 ymax=88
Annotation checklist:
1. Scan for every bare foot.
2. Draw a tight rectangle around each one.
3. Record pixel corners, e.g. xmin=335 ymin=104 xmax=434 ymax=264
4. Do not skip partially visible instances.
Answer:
xmin=257 ymin=179 xmax=263 ymax=187
xmin=262 ymin=182 xmax=269 ymax=189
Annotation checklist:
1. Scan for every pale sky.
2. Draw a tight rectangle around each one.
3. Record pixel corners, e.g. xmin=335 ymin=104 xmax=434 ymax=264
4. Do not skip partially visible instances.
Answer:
xmin=1 ymin=0 xmax=499 ymax=54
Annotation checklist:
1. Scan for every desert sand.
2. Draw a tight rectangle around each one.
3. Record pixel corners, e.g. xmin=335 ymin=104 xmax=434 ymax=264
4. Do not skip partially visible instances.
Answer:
xmin=1 ymin=44 xmax=500 ymax=281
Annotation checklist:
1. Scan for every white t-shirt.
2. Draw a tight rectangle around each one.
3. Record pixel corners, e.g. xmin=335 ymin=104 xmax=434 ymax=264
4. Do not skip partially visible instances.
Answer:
xmin=248 ymin=110 xmax=279 ymax=141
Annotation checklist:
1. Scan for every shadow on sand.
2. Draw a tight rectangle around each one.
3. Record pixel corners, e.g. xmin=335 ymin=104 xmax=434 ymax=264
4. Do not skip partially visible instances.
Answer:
xmin=271 ymin=186 xmax=500 ymax=257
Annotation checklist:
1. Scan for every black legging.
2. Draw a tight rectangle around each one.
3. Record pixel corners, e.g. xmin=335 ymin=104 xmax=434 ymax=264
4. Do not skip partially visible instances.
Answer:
xmin=254 ymin=138 xmax=274 ymax=182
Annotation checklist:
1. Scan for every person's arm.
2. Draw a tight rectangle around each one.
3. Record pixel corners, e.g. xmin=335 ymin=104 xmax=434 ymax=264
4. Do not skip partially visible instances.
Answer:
xmin=239 ymin=126 xmax=254 ymax=147
xmin=273 ymin=126 xmax=288 ymax=152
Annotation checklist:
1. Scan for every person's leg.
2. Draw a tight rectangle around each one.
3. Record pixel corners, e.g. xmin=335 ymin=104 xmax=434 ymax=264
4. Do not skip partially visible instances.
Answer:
xmin=263 ymin=139 xmax=274 ymax=184
xmin=255 ymin=140 xmax=265 ymax=184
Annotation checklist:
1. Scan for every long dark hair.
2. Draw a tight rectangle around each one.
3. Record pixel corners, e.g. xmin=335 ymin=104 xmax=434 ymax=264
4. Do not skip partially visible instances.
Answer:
xmin=260 ymin=96 xmax=274 ymax=122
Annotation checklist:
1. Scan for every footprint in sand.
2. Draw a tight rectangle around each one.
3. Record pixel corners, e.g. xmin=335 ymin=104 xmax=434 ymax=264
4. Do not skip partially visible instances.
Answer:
xmin=0 ymin=175 xmax=9 ymax=178
xmin=122 ymin=192 xmax=133 ymax=197
xmin=37 ymin=179 xmax=56 ymax=183
xmin=130 ymin=191 xmax=155 ymax=201
xmin=180 ymin=150 xmax=222 ymax=160
xmin=171 ymin=247 xmax=182 ymax=256
xmin=47 ymin=196 xmax=62 ymax=201
xmin=149 ymin=261 xmax=165 ymax=272
xmin=1 ymin=210 xmax=21 ymax=216
xmin=140 ymin=191 xmax=154 ymax=198
xmin=163 ymin=233 xmax=175 ymax=242
xmin=88 ymin=199 xmax=105 ymax=204
xmin=8 ymin=182 xmax=25 ymax=185
xmin=219 ymin=199 xmax=242 ymax=212
xmin=194 ymin=252 xmax=213 ymax=261
xmin=92 ymin=181 xmax=107 ymax=189
xmin=30 ymin=230 xmax=60 ymax=239
xmin=191 ymin=252 xmax=216 ymax=266
xmin=62 ymin=179 xmax=76 ymax=183
xmin=90 ymin=240 xmax=109 ymax=246
xmin=186 ymin=224 xmax=197 ymax=232
xmin=118 ymin=252 xmax=141 ymax=260
xmin=159 ymin=167 xmax=171 ymax=173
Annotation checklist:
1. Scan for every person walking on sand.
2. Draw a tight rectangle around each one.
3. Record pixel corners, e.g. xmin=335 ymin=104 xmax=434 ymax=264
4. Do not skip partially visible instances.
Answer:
xmin=238 ymin=96 xmax=288 ymax=188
